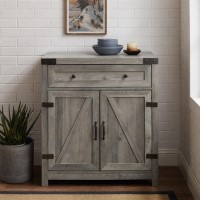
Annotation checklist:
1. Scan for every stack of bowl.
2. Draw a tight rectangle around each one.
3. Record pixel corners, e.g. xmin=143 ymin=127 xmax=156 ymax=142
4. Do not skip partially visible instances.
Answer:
xmin=93 ymin=39 xmax=123 ymax=55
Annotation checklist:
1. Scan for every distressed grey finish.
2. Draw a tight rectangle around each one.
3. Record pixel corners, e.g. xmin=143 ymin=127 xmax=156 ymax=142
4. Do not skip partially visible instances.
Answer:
xmin=48 ymin=171 xmax=152 ymax=180
xmin=48 ymin=91 xmax=99 ymax=171
xmin=48 ymin=65 xmax=151 ymax=88
xmin=41 ymin=64 xmax=49 ymax=186
xmin=41 ymin=52 xmax=158 ymax=186
xmin=42 ymin=52 xmax=157 ymax=65
xmin=100 ymin=91 xmax=151 ymax=171
xmin=151 ymin=64 xmax=159 ymax=185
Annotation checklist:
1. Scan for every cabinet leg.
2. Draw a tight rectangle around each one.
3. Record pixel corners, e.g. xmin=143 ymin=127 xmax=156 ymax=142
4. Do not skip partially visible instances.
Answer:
xmin=42 ymin=161 xmax=49 ymax=186
xmin=152 ymin=177 xmax=158 ymax=186
xmin=152 ymin=159 xmax=158 ymax=186
xmin=42 ymin=170 xmax=49 ymax=186
xmin=42 ymin=178 xmax=49 ymax=186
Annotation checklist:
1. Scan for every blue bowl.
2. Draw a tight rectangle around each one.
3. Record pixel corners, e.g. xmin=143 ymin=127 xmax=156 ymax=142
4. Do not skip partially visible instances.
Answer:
xmin=93 ymin=45 xmax=123 ymax=55
xmin=98 ymin=39 xmax=118 ymax=47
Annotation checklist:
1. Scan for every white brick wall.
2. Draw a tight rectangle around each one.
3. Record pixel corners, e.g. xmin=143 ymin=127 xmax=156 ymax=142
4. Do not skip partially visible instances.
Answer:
xmin=0 ymin=0 xmax=180 ymax=166
xmin=2 ymin=9 xmax=34 ymax=18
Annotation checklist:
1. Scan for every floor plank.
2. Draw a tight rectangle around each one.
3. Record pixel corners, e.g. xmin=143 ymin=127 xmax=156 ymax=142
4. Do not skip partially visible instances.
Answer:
xmin=0 ymin=167 xmax=194 ymax=200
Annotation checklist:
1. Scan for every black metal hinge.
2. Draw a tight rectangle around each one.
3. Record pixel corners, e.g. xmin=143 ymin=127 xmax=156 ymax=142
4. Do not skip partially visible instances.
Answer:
xmin=146 ymin=154 xmax=158 ymax=159
xmin=42 ymin=102 xmax=54 ymax=108
xmin=143 ymin=58 xmax=159 ymax=65
xmin=146 ymin=102 xmax=158 ymax=108
xmin=42 ymin=154 xmax=54 ymax=160
xmin=41 ymin=58 xmax=56 ymax=65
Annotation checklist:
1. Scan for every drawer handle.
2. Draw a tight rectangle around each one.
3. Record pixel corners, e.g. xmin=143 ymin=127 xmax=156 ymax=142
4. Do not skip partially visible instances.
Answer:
xmin=71 ymin=74 xmax=76 ymax=79
xmin=102 ymin=121 xmax=106 ymax=140
xmin=123 ymin=74 xmax=128 ymax=79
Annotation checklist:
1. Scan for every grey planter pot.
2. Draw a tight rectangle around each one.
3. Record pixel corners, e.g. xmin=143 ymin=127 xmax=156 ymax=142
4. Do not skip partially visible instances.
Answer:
xmin=0 ymin=137 xmax=34 ymax=183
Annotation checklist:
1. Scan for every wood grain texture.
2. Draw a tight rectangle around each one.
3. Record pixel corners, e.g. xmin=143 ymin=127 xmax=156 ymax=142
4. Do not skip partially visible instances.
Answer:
xmin=47 ymin=91 xmax=99 ymax=171
xmin=100 ymin=91 xmax=151 ymax=171
xmin=48 ymin=65 xmax=151 ymax=88
xmin=151 ymin=65 xmax=158 ymax=186
xmin=42 ymin=52 xmax=157 ymax=65
xmin=41 ymin=64 xmax=48 ymax=186
xmin=0 ymin=194 xmax=172 ymax=200
xmin=41 ymin=52 xmax=158 ymax=186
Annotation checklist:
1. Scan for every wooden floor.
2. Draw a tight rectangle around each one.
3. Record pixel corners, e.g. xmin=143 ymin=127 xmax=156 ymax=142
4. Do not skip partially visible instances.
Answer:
xmin=0 ymin=167 xmax=194 ymax=200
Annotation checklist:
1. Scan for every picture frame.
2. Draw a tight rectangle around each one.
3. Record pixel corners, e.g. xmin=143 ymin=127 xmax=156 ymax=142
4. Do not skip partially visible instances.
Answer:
xmin=66 ymin=0 xmax=107 ymax=35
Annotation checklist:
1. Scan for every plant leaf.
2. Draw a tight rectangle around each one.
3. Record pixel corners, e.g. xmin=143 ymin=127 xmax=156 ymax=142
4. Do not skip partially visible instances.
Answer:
xmin=26 ymin=111 xmax=41 ymax=136
xmin=0 ymin=103 xmax=40 ymax=145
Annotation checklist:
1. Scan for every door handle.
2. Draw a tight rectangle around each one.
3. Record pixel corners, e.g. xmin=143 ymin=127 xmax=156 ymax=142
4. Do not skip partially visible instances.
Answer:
xmin=102 ymin=121 xmax=106 ymax=140
xmin=123 ymin=74 xmax=128 ymax=79
xmin=94 ymin=122 xmax=98 ymax=140
xmin=71 ymin=74 xmax=76 ymax=79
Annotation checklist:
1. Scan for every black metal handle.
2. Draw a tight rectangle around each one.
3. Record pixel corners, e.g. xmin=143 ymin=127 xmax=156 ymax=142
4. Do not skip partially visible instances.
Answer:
xmin=102 ymin=121 xmax=105 ymax=140
xmin=123 ymin=74 xmax=128 ymax=79
xmin=94 ymin=122 xmax=98 ymax=140
xmin=72 ymin=74 xmax=76 ymax=79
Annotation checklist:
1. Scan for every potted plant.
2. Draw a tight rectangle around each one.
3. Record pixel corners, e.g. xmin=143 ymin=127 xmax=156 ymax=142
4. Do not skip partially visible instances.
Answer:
xmin=0 ymin=102 xmax=40 ymax=183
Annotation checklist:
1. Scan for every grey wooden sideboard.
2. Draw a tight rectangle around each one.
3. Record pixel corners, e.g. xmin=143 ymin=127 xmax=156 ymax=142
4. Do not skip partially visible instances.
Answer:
xmin=41 ymin=52 xmax=159 ymax=186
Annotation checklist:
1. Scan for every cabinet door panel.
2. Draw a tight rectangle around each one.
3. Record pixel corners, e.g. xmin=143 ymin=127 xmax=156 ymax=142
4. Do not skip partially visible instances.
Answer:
xmin=48 ymin=91 xmax=99 ymax=171
xmin=100 ymin=91 xmax=152 ymax=171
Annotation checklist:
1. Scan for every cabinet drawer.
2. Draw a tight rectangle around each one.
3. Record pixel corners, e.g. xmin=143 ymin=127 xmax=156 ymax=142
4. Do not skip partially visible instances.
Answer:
xmin=48 ymin=65 xmax=151 ymax=88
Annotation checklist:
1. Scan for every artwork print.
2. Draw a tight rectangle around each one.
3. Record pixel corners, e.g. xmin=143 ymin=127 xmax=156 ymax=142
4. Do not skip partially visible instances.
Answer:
xmin=66 ymin=0 xmax=107 ymax=35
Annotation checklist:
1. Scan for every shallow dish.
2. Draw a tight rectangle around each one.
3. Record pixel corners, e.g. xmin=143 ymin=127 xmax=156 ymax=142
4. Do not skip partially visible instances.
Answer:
xmin=124 ymin=49 xmax=141 ymax=55
xmin=93 ymin=45 xmax=123 ymax=55
xmin=98 ymin=39 xmax=118 ymax=47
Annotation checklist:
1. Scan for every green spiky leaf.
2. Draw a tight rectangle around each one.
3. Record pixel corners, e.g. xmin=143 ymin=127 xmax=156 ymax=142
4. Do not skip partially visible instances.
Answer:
xmin=0 ymin=103 xmax=41 ymax=145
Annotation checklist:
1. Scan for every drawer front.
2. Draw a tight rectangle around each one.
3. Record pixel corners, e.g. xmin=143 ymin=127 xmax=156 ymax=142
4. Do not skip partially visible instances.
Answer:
xmin=48 ymin=65 xmax=151 ymax=88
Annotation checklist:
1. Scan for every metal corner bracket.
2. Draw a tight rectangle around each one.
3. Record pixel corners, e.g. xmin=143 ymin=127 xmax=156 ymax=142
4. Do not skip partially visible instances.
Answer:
xmin=41 ymin=58 xmax=56 ymax=65
xmin=143 ymin=58 xmax=159 ymax=65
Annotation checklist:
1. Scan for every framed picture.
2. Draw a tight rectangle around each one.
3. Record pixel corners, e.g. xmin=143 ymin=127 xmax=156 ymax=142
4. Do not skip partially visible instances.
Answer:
xmin=66 ymin=0 xmax=107 ymax=35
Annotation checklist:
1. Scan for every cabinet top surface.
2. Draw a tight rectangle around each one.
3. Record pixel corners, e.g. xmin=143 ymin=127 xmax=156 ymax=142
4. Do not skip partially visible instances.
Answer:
xmin=42 ymin=52 xmax=158 ymax=65
xmin=43 ymin=51 xmax=156 ymax=59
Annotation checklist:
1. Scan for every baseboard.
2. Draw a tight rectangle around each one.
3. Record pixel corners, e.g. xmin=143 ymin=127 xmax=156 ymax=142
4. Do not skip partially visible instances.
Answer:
xmin=34 ymin=148 xmax=179 ymax=166
xmin=159 ymin=149 xmax=179 ymax=166
xmin=179 ymin=151 xmax=200 ymax=200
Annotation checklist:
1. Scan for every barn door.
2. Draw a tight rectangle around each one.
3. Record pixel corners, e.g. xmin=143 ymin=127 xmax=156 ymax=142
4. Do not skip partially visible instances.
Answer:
xmin=48 ymin=91 xmax=99 ymax=171
xmin=100 ymin=91 xmax=152 ymax=171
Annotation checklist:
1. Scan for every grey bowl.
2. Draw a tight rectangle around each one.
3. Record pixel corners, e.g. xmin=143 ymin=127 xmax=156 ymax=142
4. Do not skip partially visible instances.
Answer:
xmin=93 ymin=45 xmax=123 ymax=55
xmin=98 ymin=39 xmax=118 ymax=47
